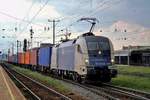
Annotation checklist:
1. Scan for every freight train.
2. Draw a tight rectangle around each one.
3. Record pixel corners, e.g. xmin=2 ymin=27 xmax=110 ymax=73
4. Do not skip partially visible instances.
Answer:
xmin=6 ymin=32 xmax=117 ymax=82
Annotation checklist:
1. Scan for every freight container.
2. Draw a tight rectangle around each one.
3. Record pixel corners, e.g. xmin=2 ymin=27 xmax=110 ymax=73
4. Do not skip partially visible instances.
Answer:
xmin=20 ymin=53 xmax=25 ymax=64
xmin=12 ymin=54 xmax=17 ymax=63
xmin=8 ymin=55 xmax=13 ymax=63
xmin=38 ymin=46 xmax=52 ymax=67
xmin=24 ymin=51 xmax=30 ymax=64
xmin=18 ymin=53 xmax=22 ymax=64
xmin=30 ymin=48 xmax=39 ymax=66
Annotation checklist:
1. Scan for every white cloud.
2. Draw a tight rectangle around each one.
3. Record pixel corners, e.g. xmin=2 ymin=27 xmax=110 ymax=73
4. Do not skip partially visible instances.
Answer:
xmin=37 ymin=5 xmax=61 ymax=19
xmin=0 ymin=0 xmax=62 ymax=48
xmin=98 ymin=20 xmax=148 ymax=33
xmin=95 ymin=20 xmax=150 ymax=50
xmin=25 ymin=3 xmax=61 ymax=21
xmin=0 ymin=0 xmax=31 ymax=22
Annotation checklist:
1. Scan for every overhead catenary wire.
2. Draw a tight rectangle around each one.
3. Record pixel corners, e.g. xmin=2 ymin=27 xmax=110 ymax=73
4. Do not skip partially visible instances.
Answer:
xmin=18 ymin=0 xmax=36 ymax=29
xmin=0 ymin=11 xmax=46 ymax=28
xmin=54 ymin=0 xmax=120 ymax=36
xmin=0 ymin=0 xmax=49 ymax=52
xmin=52 ymin=0 xmax=97 ymax=35
xmin=89 ymin=0 xmax=121 ymax=16
xmin=34 ymin=0 xmax=120 ymax=42
xmin=14 ymin=0 xmax=51 ymax=48
xmin=18 ymin=0 xmax=50 ymax=36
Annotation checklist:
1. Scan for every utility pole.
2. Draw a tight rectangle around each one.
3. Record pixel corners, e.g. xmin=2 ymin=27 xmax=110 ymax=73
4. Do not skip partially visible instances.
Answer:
xmin=27 ymin=41 xmax=30 ymax=49
xmin=48 ymin=19 xmax=60 ymax=44
xmin=11 ymin=43 xmax=14 ymax=55
xmin=17 ymin=40 xmax=19 ymax=63
xmin=19 ymin=41 xmax=22 ymax=52
xmin=37 ymin=41 xmax=41 ymax=47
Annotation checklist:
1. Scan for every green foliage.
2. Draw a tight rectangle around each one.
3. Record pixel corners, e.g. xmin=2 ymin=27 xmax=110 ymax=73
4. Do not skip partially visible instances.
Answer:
xmin=112 ymin=65 xmax=150 ymax=92
xmin=116 ymin=65 xmax=150 ymax=78
xmin=117 ymin=65 xmax=150 ymax=74
xmin=112 ymin=75 xmax=150 ymax=92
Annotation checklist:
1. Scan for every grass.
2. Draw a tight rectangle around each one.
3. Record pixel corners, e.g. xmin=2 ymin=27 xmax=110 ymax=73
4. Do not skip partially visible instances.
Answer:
xmin=111 ymin=65 xmax=150 ymax=92
xmin=115 ymin=64 xmax=150 ymax=78
xmin=11 ymin=65 xmax=69 ymax=93
xmin=112 ymin=75 xmax=150 ymax=92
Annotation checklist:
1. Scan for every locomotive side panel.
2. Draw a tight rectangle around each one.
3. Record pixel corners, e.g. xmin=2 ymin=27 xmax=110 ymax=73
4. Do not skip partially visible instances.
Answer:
xmin=57 ymin=46 xmax=75 ymax=71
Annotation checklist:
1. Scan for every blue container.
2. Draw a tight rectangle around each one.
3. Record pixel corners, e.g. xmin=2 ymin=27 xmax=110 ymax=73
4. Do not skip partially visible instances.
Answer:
xmin=38 ymin=46 xmax=52 ymax=67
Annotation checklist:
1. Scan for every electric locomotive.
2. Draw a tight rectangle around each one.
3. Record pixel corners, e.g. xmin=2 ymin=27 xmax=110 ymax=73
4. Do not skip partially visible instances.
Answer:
xmin=51 ymin=32 xmax=117 ymax=82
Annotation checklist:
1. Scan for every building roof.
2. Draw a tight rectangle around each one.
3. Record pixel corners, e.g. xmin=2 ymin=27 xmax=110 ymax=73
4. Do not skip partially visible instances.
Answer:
xmin=114 ymin=50 xmax=130 ymax=56
xmin=114 ymin=46 xmax=150 ymax=56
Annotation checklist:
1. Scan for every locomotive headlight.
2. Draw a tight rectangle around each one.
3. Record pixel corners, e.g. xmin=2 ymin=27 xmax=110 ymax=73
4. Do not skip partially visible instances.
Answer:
xmin=111 ymin=59 xmax=114 ymax=63
xmin=85 ymin=59 xmax=89 ymax=64
xmin=98 ymin=50 xmax=102 ymax=55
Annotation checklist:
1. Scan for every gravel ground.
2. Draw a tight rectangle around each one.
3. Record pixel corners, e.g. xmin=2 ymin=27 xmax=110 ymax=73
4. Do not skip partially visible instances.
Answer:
xmin=58 ymin=80 xmax=106 ymax=100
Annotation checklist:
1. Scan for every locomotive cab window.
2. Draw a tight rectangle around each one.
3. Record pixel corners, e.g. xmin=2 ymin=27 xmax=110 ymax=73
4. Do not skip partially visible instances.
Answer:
xmin=87 ymin=42 xmax=99 ymax=50
xmin=77 ymin=44 xmax=82 ymax=53
xmin=87 ymin=41 xmax=110 ymax=51
xmin=99 ymin=41 xmax=110 ymax=50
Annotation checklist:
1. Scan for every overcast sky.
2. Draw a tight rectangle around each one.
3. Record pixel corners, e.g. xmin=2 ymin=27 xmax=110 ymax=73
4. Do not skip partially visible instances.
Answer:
xmin=0 ymin=0 xmax=150 ymax=52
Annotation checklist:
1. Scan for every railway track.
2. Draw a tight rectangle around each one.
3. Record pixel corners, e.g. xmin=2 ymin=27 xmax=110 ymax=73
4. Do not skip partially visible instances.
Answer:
xmin=2 ymin=64 xmax=71 ymax=100
xmin=86 ymin=84 xmax=150 ymax=100
xmin=103 ymin=83 xmax=150 ymax=99
xmin=57 ymin=78 xmax=116 ymax=100
xmin=3 ymin=63 xmax=150 ymax=100
xmin=59 ymin=77 xmax=150 ymax=100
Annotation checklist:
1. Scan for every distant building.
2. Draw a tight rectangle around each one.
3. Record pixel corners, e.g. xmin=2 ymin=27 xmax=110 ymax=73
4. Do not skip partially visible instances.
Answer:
xmin=114 ymin=46 xmax=150 ymax=66
xmin=122 ymin=45 xmax=150 ymax=50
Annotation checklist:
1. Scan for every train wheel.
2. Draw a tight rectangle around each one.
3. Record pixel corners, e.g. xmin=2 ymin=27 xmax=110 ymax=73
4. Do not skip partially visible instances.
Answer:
xmin=72 ymin=73 xmax=77 ymax=82
xmin=77 ymin=75 xmax=82 ymax=83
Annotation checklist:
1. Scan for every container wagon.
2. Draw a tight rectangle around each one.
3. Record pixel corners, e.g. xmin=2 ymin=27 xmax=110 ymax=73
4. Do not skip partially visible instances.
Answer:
xmin=30 ymin=48 xmax=39 ymax=70
xmin=24 ymin=50 xmax=30 ymax=67
xmin=38 ymin=46 xmax=52 ymax=71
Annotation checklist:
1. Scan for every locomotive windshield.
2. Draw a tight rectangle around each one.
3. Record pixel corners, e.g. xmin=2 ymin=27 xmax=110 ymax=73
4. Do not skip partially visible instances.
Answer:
xmin=87 ymin=41 xmax=110 ymax=51
xmin=85 ymin=36 xmax=111 ymax=58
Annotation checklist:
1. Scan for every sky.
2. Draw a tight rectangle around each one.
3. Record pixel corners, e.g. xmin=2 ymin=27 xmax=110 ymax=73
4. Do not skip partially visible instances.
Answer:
xmin=0 ymin=0 xmax=150 ymax=53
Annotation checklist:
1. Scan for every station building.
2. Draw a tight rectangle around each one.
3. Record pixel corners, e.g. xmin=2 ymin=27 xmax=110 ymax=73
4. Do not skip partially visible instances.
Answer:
xmin=114 ymin=46 xmax=150 ymax=66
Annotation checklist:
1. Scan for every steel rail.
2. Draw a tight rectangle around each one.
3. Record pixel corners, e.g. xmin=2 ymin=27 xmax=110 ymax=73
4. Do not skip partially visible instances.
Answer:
xmin=2 ymin=64 xmax=41 ymax=100
xmin=103 ymin=83 xmax=150 ymax=99
xmin=86 ymin=84 xmax=149 ymax=100
xmin=3 ymin=64 xmax=71 ymax=100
